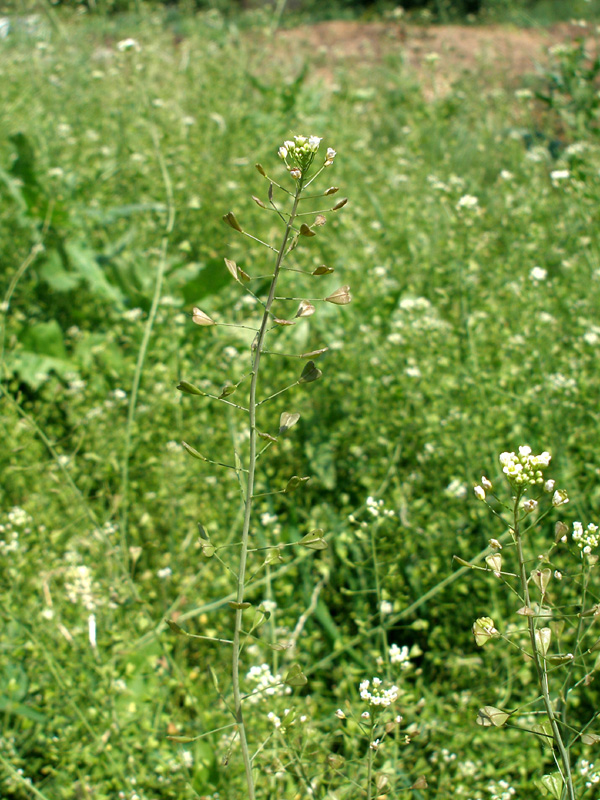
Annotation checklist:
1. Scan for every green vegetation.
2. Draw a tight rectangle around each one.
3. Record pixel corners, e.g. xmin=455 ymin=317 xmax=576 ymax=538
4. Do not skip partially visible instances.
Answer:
xmin=2 ymin=5 xmax=600 ymax=799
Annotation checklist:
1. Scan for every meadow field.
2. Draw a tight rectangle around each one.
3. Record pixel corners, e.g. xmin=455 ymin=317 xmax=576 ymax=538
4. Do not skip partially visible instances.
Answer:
xmin=2 ymin=3 xmax=600 ymax=798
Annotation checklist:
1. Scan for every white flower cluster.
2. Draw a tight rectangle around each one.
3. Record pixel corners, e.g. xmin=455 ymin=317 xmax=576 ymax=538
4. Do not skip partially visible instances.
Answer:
xmin=572 ymin=521 xmax=599 ymax=555
xmin=245 ymin=663 xmax=291 ymax=704
xmin=499 ymin=445 xmax=551 ymax=487
xmin=389 ymin=644 xmax=411 ymax=669
xmin=579 ymin=759 xmax=600 ymax=788
xmin=359 ymin=677 xmax=399 ymax=707
xmin=0 ymin=507 xmax=33 ymax=555
xmin=278 ymin=135 xmax=334 ymax=176
xmin=65 ymin=564 xmax=97 ymax=611
xmin=487 ymin=778 xmax=516 ymax=800
xmin=366 ymin=496 xmax=395 ymax=518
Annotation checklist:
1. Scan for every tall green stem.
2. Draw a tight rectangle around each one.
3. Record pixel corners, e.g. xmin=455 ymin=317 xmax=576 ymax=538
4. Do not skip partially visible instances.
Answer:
xmin=512 ymin=500 xmax=575 ymax=800
xmin=231 ymin=179 xmax=303 ymax=799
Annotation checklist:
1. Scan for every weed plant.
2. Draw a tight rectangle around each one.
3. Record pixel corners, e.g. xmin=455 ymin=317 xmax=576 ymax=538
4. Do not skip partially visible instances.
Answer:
xmin=1 ymin=7 xmax=600 ymax=799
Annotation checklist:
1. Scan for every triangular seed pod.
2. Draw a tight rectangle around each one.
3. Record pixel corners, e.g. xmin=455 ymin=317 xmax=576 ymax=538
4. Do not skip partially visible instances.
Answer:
xmin=182 ymin=441 xmax=208 ymax=461
xmin=279 ymin=412 xmax=300 ymax=434
xmin=300 ymin=223 xmax=316 ymax=237
xmin=177 ymin=381 xmax=207 ymax=396
xmin=332 ymin=197 xmax=348 ymax=211
xmin=223 ymin=211 xmax=242 ymax=232
xmin=314 ymin=214 xmax=327 ymax=227
xmin=299 ymin=347 xmax=328 ymax=358
xmin=295 ymin=300 xmax=315 ymax=318
xmin=273 ymin=317 xmax=295 ymax=326
xmin=284 ymin=664 xmax=307 ymax=687
xmin=299 ymin=361 xmax=322 ymax=383
xmin=312 ymin=265 xmax=334 ymax=276
xmin=325 ymin=286 xmax=352 ymax=305
xmin=252 ymin=195 xmax=266 ymax=208
xmin=192 ymin=307 xmax=216 ymax=326
xmin=476 ymin=706 xmax=509 ymax=727
xmin=218 ymin=383 xmax=237 ymax=399
xmin=299 ymin=529 xmax=328 ymax=550
xmin=257 ymin=429 xmax=278 ymax=443
xmin=224 ymin=258 xmax=251 ymax=284
xmin=284 ymin=475 xmax=310 ymax=493
xmin=531 ymin=568 xmax=552 ymax=593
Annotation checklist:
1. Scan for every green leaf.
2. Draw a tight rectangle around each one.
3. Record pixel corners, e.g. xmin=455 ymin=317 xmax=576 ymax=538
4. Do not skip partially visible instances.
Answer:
xmin=20 ymin=319 xmax=67 ymax=360
xmin=65 ymin=240 xmax=124 ymax=303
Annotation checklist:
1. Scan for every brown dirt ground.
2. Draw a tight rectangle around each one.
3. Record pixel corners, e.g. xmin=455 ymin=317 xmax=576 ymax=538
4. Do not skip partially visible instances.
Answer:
xmin=274 ymin=20 xmax=598 ymax=94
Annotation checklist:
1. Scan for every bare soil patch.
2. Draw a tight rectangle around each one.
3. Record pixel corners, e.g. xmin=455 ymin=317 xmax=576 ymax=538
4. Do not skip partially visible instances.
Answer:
xmin=274 ymin=20 xmax=596 ymax=93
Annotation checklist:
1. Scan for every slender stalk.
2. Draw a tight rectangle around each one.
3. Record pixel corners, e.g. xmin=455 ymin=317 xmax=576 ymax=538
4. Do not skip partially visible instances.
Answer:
xmin=231 ymin=178 xmax=304 ymax=799
xmin=512 ymin=499 xmax=575 ymax=800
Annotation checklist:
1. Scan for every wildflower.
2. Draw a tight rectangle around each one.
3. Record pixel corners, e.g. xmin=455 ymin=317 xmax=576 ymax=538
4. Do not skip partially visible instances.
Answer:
xmin=359 ymin=678 xmax=399 ymax=707
xmin=456 ymin=194 xmax=479 ymax=210
xmin=389 ymin=643 xmax=411 ymax=669
xmin=324 ymin=147 xmax=336 ymax=166
xmin=267 ymin=712 xmax=281 ymax=728
xmin=550 ymin=169 xmax=570 ymax=182
xmin=481 ymin=476 xmax=492 ymax=490
xmin=370 ymin=738 xmax=380 ymax=750
xmin=277 ymin=134 xmax=324 ymax=175
xmin=116 ymin=38 xmax=141 ymax=52
xmin=544 ymin=479 xmax=556 ymax=492
xmin=552 ymin=489 xmax=569 ymax=507
xmin=529 ymin=266 xmax=548 ymax=282
xmin=157 ymin=566 xmax=172 ymax=579
xmin=522 ymin=498 xmax=538 ymax=513
xmin=361 ymin=711 xmax=370 ymax=719
xmin=474 ymin=485 xmax=486 ymax=501
xmin=380 ymin=600 xmax=393 ymax=616
xmin=489 ymin=538 xmax=502 ymax=550
xmin=573 ymin=521 xmax=599 ymax=554
xmin=499 ymin=169 xmax=514 ymax=180
xmin=335 ymin=708 xmax=346 ymax=719
xmin=499 ymin=447 xmax=551 ymax=488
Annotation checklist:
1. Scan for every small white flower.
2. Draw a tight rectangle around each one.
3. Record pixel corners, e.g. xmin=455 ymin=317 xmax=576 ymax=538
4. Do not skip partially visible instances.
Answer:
xmin=380 ymin=600 xmax=393 ymax=616
xmin=552 ymin=489 xmax=569 ymax=507
xmin=481 ymin=476 xmax=492 ymax=490
xmin=335 ymin=708 xmax=346 ymax=719
xmin=157 ymin=566 xmax=172 ymax=579
xmin=544 ymin=479 xmax=556 ymax=492
xmin=116 ymin=38 xmax=141 ymax=52
xmin=529 ymin=266 xmax=548 ymax=282
xmin=456 ymin=194 xmax=479 ymax=210
xmin=474 ymin=485 xmax=486 ymax=501
xmin=551 ymin=169 xmax=570 ymax=181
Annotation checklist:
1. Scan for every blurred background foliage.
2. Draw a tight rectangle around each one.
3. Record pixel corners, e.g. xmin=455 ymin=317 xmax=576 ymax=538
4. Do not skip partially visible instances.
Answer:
xmin=1 ymin=1 xmax=600 ymax=798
